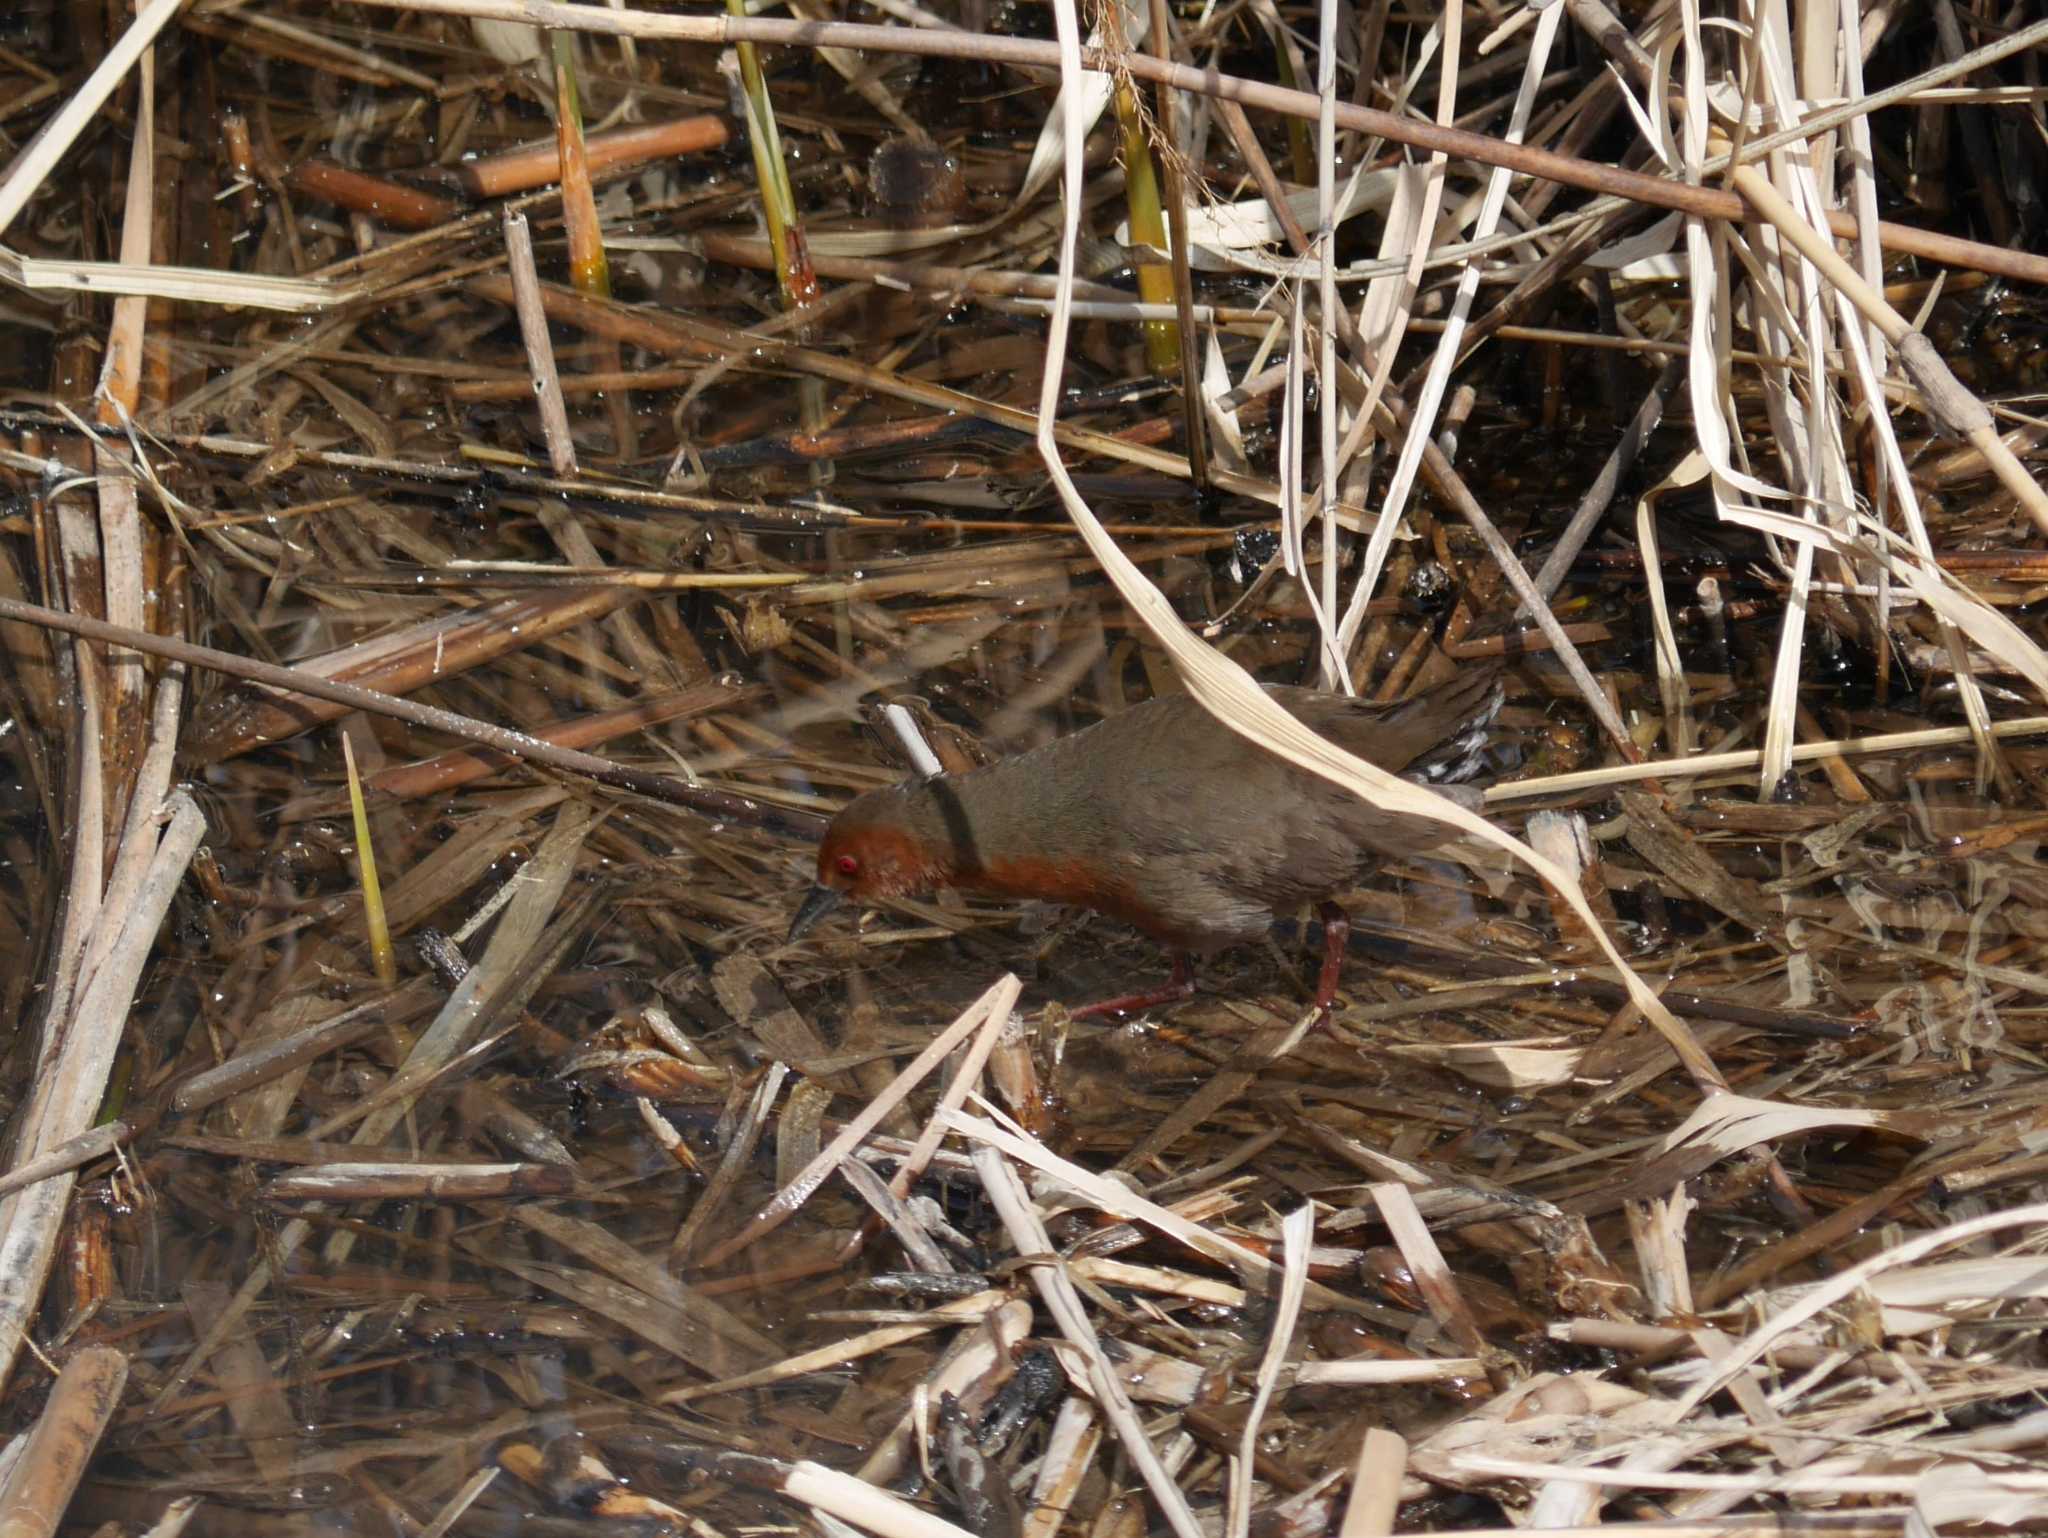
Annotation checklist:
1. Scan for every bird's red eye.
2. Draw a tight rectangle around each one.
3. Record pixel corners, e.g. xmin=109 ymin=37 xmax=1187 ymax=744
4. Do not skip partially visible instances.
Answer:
xmin=836 ymin=854 xmax=860 ymax=877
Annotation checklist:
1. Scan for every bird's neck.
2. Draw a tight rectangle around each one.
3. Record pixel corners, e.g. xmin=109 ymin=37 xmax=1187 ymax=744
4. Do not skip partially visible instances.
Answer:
xmin=903 ymin=770 xmax=1145 ymax=918
xmin=903 ymin=774 xmax=1013 ymax=885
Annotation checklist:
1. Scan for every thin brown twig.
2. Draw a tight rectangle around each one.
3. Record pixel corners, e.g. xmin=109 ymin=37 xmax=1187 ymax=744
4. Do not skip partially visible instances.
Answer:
xmin=502 ymin=209 xmax=578 ymax=477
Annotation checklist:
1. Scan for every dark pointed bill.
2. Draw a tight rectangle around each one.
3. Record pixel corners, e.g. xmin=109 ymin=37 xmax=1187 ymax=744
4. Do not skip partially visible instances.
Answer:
xmin=788 ymin=884 xmax=844 ymax=941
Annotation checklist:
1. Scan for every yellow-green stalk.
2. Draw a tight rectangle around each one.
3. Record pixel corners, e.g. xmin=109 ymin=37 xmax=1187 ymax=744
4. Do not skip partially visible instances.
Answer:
xmin=725 ymin=8 xmax=818 ymax=308
xmin=342 ymin=733 xmax=398 ymax=989
xmin=1113 ymin=82 xmax=1180 ymax=374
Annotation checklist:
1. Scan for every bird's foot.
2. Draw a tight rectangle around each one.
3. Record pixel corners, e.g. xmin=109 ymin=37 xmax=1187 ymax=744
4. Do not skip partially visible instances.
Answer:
xmin=1066 ymin=954 xmax=1197 ymax=1021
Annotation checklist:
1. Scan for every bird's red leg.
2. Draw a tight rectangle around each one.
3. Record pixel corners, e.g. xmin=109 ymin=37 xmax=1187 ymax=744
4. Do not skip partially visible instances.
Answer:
xmin=1067 ymin=953 xmax=1197 ymax=1020
xmin=1313 ymin=901 xmax=1350 ymax=1020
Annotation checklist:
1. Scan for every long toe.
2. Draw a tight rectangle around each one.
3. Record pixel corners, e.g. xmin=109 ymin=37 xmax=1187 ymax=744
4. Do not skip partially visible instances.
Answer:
xmin=1067 ymin=955 xmax=1197 ymax=1020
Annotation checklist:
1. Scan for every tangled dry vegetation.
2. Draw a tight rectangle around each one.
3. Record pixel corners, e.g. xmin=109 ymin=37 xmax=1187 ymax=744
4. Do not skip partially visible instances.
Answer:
xmin=2 ymin=0 xmax=2048 ymax=1533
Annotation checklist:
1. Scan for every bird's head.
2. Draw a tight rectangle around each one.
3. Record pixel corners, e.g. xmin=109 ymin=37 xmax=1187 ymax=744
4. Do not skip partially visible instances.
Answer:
xmin=788 ymin=787 xmax=951 ymax=940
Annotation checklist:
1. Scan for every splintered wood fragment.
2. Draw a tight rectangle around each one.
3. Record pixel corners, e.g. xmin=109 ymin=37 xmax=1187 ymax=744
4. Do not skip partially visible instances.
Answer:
xmin=1624 ymin=1190 xmax=1697 ymax=1319
xmin=1020 ymin=1399 xmax=1100 ymax=1538
xmin=985 ymin=1007 xmax=1049 ymax=1136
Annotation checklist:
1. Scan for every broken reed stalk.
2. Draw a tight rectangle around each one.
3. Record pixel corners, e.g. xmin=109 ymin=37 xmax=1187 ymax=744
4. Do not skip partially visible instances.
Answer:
xmin=85 ymin=53 xmax=156 ymax=813
xmin=0 ymin=1345 xmax=129 ymax=1526
xmin=502 ymin=208 xmax=578 ymax=477
xmin=90 ymin=48 xmax=152 ymax=428
xmin=455 ymin=113 xmax=730 ymax=198
xmin=367 ymin=683 xmax=743 ymax=800
xmin=287 ymin=160 xmax=463 ymax=229
xmin=0 ymin=1123 xmax=131 ymax=1202
xmin=0 ymin=792 xmax=206 ymax=1395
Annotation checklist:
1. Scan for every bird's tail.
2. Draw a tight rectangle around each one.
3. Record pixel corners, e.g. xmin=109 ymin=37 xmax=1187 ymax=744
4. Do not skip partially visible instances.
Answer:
xmin=1404 ymin=668 xmax=1505 ymax=788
